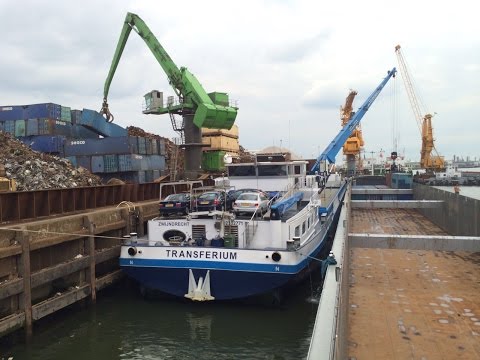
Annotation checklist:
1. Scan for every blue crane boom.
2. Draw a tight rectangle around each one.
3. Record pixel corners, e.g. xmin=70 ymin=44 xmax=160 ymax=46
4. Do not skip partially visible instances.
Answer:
xmin=310 ymin=68 xmax=396 ymax=174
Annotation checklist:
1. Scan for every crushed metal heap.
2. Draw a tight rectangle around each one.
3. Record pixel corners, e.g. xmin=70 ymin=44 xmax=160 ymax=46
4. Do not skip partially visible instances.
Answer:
xmin=0 ymin=131 xmax=102 ymax=191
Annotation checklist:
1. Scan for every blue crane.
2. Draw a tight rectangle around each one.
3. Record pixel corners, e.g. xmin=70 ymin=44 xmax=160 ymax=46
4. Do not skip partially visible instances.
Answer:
xmin=310 ymin=67 xmax=396 ymax=174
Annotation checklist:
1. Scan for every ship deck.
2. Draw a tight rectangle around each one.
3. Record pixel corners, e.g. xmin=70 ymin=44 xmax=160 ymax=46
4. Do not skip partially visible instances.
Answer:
xmin=348 ymin=209 xmax=480 ymax=359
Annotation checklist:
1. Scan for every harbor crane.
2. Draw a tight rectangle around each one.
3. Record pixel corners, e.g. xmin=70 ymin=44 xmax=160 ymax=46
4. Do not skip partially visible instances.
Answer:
xmin=340 ymin=90 xmax=365 ymax=176
xmin=395 ymin=45 xmax=445 ymax=173
xmin=100 ymin=12 xmax=238 ymax=179
xmin=310 ymin=68 xmax=397 ymax=176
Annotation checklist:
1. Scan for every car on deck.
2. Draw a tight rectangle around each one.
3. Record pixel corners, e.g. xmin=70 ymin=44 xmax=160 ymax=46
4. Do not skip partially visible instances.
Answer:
xmin=159 ymin=193 xmax=191 ymax=216
xmin=193 ymin=190 xmax=232 ymax=212
xmin=233 ymin=192 xmax=270 ymax=217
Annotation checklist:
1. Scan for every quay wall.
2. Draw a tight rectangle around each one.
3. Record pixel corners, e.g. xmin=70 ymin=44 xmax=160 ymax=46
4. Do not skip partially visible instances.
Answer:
xmin=413 ymin=183 xmax=480 ymax=236
xmin=0 ymin=200 xmax=159 ymax=339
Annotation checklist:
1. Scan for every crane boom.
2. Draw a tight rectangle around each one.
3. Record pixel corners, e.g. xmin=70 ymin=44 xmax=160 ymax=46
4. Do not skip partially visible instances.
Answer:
xmin=395 ymin=45 xmax=444 ymax=172
xmin=101 ymin=12 xmax=237 ymax=130
xmin=310 ymin=68 xmax=396 ymax=173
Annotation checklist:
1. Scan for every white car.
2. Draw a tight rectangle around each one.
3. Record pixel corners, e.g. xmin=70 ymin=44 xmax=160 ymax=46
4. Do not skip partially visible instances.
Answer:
xmin=233 ymin=192 xmax=270 ymax=217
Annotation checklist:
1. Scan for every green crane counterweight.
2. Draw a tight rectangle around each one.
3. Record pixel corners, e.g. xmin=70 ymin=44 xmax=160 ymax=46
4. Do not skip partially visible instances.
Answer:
xmin=101 ymin=12 xmax=238 ymax=179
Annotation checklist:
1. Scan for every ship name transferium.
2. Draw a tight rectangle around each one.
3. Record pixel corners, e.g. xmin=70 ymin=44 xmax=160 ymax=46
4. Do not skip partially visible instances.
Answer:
xmin=166 ymin=249 xmax=237 ymax=260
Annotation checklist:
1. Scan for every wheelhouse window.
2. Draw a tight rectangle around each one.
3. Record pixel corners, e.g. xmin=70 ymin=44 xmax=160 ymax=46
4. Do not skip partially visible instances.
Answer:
xmin=227 ymin=165 xmax=256 ymax=177
xmin=257 ymin=165 xmax=287 ymax=176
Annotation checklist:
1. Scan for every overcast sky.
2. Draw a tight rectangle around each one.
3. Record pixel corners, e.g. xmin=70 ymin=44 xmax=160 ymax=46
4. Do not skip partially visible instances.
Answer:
xmin=1 ymin=0 xmax=478 ymax=162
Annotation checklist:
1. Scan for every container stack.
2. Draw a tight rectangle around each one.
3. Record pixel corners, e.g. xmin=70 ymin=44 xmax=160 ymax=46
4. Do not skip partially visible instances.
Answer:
xmin=0 ymin=103 xmax=167 ymax=183
xmin=201 ymin=124 xmax=239 ymax=172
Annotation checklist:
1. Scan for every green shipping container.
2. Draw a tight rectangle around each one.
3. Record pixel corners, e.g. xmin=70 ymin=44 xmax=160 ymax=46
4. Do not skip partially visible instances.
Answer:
xmin=202 ymin=151 xmax=226 ymax=172
xmin=15 ymin=120 xmax=26 ymax=137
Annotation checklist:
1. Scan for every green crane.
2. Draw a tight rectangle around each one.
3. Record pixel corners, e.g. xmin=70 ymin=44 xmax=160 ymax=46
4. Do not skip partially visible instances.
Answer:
xmin=101 ymin=12 xmax=238 ymax=179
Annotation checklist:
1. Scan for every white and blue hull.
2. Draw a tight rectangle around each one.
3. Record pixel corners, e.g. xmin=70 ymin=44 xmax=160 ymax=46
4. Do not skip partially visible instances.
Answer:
xmin=120 ymin=179 xmax=347 ymax=301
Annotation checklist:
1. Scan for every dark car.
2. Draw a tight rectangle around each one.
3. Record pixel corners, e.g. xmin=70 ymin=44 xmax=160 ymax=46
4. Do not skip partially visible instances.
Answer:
xmin=194 ymin=191 xmax=231 ymax=212
xmin=159 ymin=193 xmax=191 ymax=216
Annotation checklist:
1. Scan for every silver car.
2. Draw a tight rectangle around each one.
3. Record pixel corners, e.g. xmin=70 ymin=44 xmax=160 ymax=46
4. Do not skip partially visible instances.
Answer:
xmin=233 ymin=192 xmax=270 ymax=217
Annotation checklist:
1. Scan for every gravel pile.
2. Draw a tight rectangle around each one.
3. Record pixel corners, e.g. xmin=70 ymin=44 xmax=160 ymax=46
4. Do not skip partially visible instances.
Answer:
xmin=0 ymin=131 xmax=102 ymax=191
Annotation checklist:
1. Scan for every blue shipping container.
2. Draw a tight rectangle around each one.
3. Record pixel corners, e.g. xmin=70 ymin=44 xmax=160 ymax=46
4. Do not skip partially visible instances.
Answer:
xmin=130 ymin=155 xmax=149 ymax=171
xmin=4 ymin=120 xmax=15 ymax=134
xmin=145 ymin=138 xmax=153 ymax=155
xmin=25 ymin=103 xmax=61 ymax=120
xmin=64 ymin=136 xmax=137 ymax=156
xmin=145 ymin=170 xmax=154 ymax=183
xmin=118 ymin=154 xmax=133 ymax=172
xmin=148 ymin=155 xmax=166 ymax=170
xmin=19 ymin=135 xmax=65 ymax=153
xmin=71 ymin=125 xmax=100 ymax=139
xmin=79 ymin=109 xmax=127 ymax=137
xmin=137 ymin=137 xmax=146 ymax=155
xmin=71 ymin=109 xmax=82 ymax=124
xmin=0 ymin=105 xmax=25 ymax=121
xmin=103 ymin=154 xmax=119 ymax=173
xmin=54 ymin=120 xmax=72 ymax=137
xmin=158 ymin=138 xmax=166 ymax=155
xmin=26 ymin=118 xmax=39 ymax=136
xmin=152 ymin=139 xmax=158 ymax=154
xmin=91 ymin=156 xmax=104 ymax=173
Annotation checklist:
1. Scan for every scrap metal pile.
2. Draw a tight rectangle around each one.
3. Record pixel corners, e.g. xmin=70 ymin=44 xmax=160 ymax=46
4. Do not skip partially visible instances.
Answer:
xmin=0 ymin=131 xmax=102 ymax=191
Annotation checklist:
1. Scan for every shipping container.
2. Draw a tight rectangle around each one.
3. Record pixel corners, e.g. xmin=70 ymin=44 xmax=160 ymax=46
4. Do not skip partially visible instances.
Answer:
xmin=202 ymin=151 xmax=226 ymax=172
xmin=19 ymin=135 xmax=65 ymax=153
xmin=145 ymin=138 xmax=153 ymax=155
xmin=0 ymin=105 xmax=24 ymax=121
xmin=202 ymin=135 xmax=239 ymax=153
xmin=151 ymin=138 xmax=158 ymax=154
xmin=129 ymin=136 xmax=139 ymax=154
xmin=64 ymin=136 xmax=137 ymax=156
xmin=103 ymin=154 xmax=119 ymax=173
xmin=91 ymin=156 xmax=105 ymax=173
xmin=3 ymin=120 xmax=15 ymax=134
xmin=130 ymin=154 xmax=148 ymax=171
xmin=153 ymin=170 xmax=160 ymax=180
xmin=15 ymin=120 xmax=26 ymax=137
xmin=38 ymin=118 xmax=55 ymax=135
xmin=71 ymin=109 xmax=82 ymax=124
xmin=158 ymin=138 xmax=166 ymax=155
xmin=26 ymin=118 xmax=39 ymax=136
xmin=118 ymin=154 xmax=133 ymax=172
xmin=202 ymin=124 xmax=239 ymax=139
xmin=25 ymin=103 xmax=62 ymax=120
xmin=148 ymin=155 xmax=166 ymax=170
xmin=137 ymin=137 xmax=147 ymax=155
xmin=79 ymin=109 xmax=127 ymax=137
xmin=71 ymin=124 xmax=100 ymax=139
xmin=60 ymin=106 xmax=72 ymax=122
xmin=54 ymin=120 xmax=72 ymax=137
xmin=145 ymin=170 xmax=154 ymax=183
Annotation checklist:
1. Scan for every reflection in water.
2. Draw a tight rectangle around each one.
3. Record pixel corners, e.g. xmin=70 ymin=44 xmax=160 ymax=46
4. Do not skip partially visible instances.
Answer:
xmin=1 ymin=274 xmax=323 ymax=360
xmin=186 ymin=313 xmax=212 ymax=341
